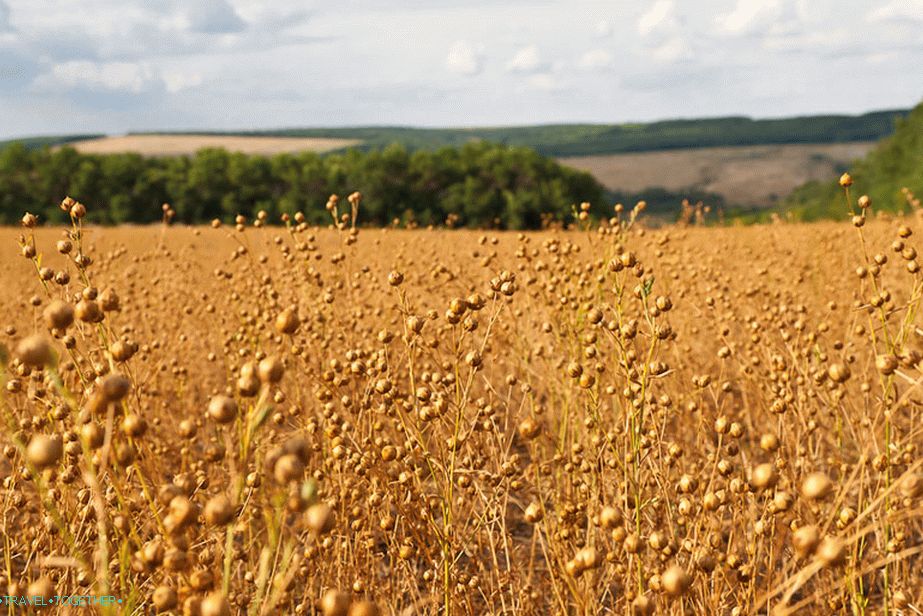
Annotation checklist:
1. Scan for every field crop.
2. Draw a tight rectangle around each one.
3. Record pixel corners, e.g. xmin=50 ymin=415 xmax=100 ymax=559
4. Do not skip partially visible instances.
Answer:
xmin=68 ymin=135 xmax=361 ymax=157
xmin=559 ymin=142 xmax=876 ymax=209
xmin=0 ymin=187 xmax=921 ymax=615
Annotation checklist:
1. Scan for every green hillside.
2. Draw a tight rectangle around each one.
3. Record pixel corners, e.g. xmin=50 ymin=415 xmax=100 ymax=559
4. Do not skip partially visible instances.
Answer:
xmin=0 ymin=134 xmax=104 ymax=150
xmin=785 ymin=102 xmax=923 ymax=220
xmin=133 ymin=109 xmax=908 ymax=157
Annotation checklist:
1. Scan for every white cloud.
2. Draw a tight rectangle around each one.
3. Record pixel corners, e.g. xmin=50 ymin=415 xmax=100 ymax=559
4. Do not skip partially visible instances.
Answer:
xmin=39 ymin=61 xmax=156 ymax=93
xmin=637 ymin=0 xmax=676 ymax=37
xmin=506 ymin=45 xmax=547 ymax=73
xmin=526 ymin=73 xmax=562 ymax=91
xmin=162 ymin=70 xmax=203 ymax=93
xmin=0 ymin=0 xmax=10 ymax=32
xmin=867 ymin=0 xmax=923 ymax=22
xmin=650 ymin=37 xmax=690 ymax=62
xmin=716 ymin=0 xmax=782 ymax=35
xmin=595 ymin=19 xmax=612 ymax=37
xmin=445 ymin=40 xmax=482 ymax=75
xmin=577 ymin=49 xmax=612 ymax=70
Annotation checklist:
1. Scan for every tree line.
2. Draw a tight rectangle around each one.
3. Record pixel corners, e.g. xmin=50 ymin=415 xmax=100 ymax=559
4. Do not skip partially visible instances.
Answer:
xmin=0 ymin=141 xmax=604 ymax=228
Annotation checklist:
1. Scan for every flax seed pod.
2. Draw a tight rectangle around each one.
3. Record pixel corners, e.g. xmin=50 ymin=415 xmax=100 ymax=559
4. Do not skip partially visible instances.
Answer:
xmin=208 ymin=395 xmax=237 ymax=424
xmin=26 ymin=434 xmax=62 ymax=469
xmin=204 ymin=494 xmax=235 ymax=526
xmin=100 ymin=373 xmax=131 ymax=402
xmin=661 ymin=565 xmax=691 ymax=596
xmin=801 ymin=472 xmax=833 ymax=500
xmin=200 ymin=592 xmax=231 ymax=616
xmin=307 ymin=502 xmax=335 ymax=534
xmin=152 ymin=586 xmax=177 ymax=611
xmin=275 ymin=307 xmax=300 ymax=334
xmin=258 ymin=356 xmax=284 ymax=384
xmin=43 ymin=300 xmax=74 ymax=330
xmin=320 ymin=590 xmax=350 ymax=616
xmin=750 ymin=463 xmax=778 ymax=491
xmin=15 ymin=335 xmax=53 ymax=367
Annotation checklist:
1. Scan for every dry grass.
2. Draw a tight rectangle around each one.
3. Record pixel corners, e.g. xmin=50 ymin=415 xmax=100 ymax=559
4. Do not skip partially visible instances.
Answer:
xmin=68 ymin=134 xmax=361 ymax=157
xmin=560 ymin=142 xmax=876 ymax=207
xmin=1 ymin=190 xmax=922 ymax=615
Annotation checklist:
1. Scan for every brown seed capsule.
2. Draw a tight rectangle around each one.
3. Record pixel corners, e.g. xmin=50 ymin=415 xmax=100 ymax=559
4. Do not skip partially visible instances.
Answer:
xmin=306 ymin=502 xmax=335 ymax=534
xmin=15 ymin=335 xmax=53 ymax=367
xmin=899 ymin=473 xmax=922 ymax=498
xmin=348 ymin=601 xmax=380 ymax=616
xmin=80 ymin=421 xmax=105 ymax=449
xmin=600 ymin=506 xmax=622 ymax=529
xmin=574 ymin=547 xmax=601 ymax=570
xmin=517 ymin=417 xmax=541 ymax=440
xmin=827 ymin=363 xmax=850 ymax=383
xmin=387 ymin=271 xmax=404 ymax=286
xmin=876 ymin=354 xmax=898 ymax=375
xmin=274 ymin=454 xmax=304 ymax=484
xmin=320 ymin=590 xmax=350 ymax=616
xmin=26 ymin=434 xmax=62 ymax=469
xmin=750 ymin=463 xmax=778 ymax=490
xmin=75 ymin=298 xmax=103 ymax=323
xmin=258 ymin=356 xmax=284 ymax=384
xmin=109 ymin=340 xmax=134 ymax=362
xmin=122 ymin=414 xmax=147 ymax=437
xmin=661 ymin=565 xmax=691 ymax=596
xmin=524 ymin=502 xmax=543 ymax=523
xmin=816 ymin=536 xmax=845 ymax=566
xmin=199 ymin=591 xmax=231 ymax=616
xmin=275 ymin=308 xmax=300 ymax=334
xmin=792 ymin=525 xmax=820 ymax=557
xmin=839 ymin=172 xmax=853 ymax=187
xmin=631 ymin=594 xmax=654 ymax=616
xmin=99 ymin=288 xmax=120 ymax=311
xmin=204 ymin=494 xmax=235 ymax=526
xmin=100 ymin=373 xmax=131 ymax=401
xmin=152 ymin=586 xmax=178 ymax=611
xmin=802 ymin=472 xmax=833 ymax=500
xmin=208 ymin=395 xmax=238 ymax=424
xmin=759 ymin=433 xmax=779 ymax=452
xmin=44 ymin=300 xmax=74 ymax=330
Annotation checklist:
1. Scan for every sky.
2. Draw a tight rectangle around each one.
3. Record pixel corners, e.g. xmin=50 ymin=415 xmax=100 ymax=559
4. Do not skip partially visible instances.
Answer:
xmin=0 ymin=0 xmax=921 ymax=139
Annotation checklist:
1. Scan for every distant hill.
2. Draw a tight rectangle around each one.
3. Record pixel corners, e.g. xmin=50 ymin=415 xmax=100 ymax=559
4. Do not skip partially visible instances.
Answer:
xmin=785 ymin=102 xmax=923 ymax=220
xmin=0 ymin=134 xmax=104 ymax=150
xmin=119 ymin=109 xmax=907 ymax=157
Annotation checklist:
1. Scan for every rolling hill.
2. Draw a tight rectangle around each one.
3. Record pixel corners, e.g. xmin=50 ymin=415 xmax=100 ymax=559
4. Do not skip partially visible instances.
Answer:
xmin=785 ymin=101 xmax=923 ymax=220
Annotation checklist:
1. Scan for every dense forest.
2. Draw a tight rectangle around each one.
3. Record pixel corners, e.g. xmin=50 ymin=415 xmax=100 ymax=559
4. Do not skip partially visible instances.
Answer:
xmin=0 ymin=141 xmax=604 ymax=228
xmin=785 ymin=101 xmax=923 ymax=220
xmin=155 ymin=109 xmax=908 ymax=156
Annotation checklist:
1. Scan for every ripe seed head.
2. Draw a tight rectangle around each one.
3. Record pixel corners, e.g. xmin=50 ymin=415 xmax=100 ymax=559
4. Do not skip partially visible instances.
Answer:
xmin=26 ymin=434 xmax=62 ymax=469
xmin=750 ymin=463 xmax=778 ymax=490
xmin=15 ymin=335 xmax=53 ymax=367
xmin=43 ymin=300 xmax=74 ymax=330
xmin=199 ymin=592 xmax=231 ymax=616
xmin=661 ymin=565 xmax=691 ymax=596
xmin=802 ymin=472 xmax=833 ymax=500
xmin=306 ymin=502 xmax=335 ymax=534
xmin=208 ymin=395 xmax=238 ymax=424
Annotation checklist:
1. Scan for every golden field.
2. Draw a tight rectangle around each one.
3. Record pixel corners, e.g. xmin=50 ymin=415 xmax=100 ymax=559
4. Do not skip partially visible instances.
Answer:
xmin=0 ymin=194 xmax=921 ymax=615
xmin=68 ymin=134 xmax=361 ymax=157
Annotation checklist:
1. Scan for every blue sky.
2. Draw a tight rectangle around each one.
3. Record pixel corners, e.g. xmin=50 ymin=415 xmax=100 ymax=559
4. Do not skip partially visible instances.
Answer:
xmin=0 ymin=0 xmax=921 ymax=139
